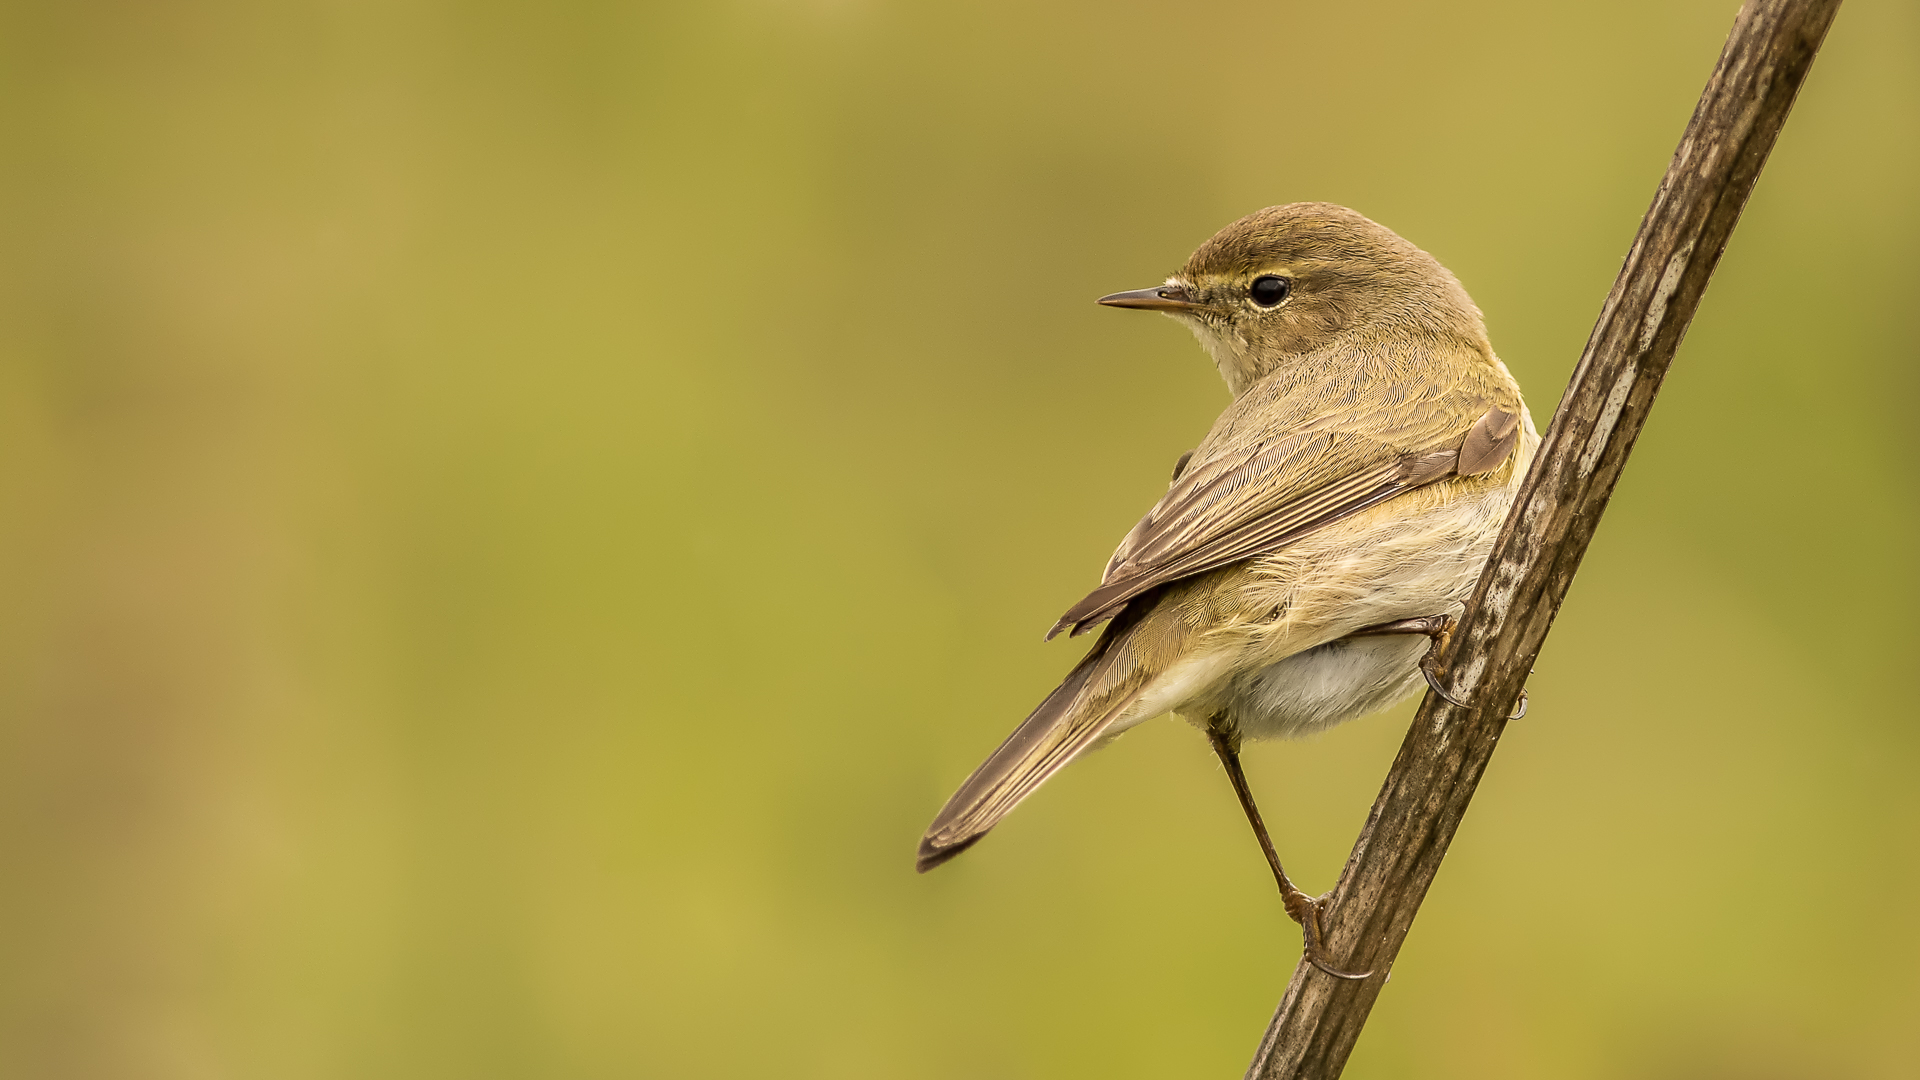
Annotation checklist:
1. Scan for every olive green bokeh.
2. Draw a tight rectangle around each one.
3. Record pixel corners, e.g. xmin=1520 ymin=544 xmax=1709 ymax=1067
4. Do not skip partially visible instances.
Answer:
xmin=1 ymin=1 xmax=1916 ymax=1077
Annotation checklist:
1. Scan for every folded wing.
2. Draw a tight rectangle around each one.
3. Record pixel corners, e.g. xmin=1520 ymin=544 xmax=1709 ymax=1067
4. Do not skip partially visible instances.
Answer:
xmin=1048 ymin=398 xmax=1520 ymax=640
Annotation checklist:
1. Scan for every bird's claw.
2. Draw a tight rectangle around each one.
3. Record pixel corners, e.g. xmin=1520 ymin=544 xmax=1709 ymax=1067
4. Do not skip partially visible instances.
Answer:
xmin=1291 ymin=892 xmax=1373 ymax=981
xmin=1508 ymin=689 xmax=1528 ymax=720
xmin=1420 ymin=654 xmax=1474 ymax=709
xmin=1306 ymin=951 xmax=1374 ymax=981
xmin=1393 ymin=613 xmax=1474 ymax=709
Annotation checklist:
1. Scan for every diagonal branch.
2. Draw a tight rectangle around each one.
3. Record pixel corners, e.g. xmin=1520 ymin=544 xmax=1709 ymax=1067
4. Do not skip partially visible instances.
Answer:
xmin=1243 ymin=1 xmax=1842 ymax=1076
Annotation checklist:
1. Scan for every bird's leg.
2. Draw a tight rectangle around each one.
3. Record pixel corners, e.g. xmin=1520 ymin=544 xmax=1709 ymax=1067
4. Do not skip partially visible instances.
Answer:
xmin=1204 ymin=722 xmax=1371 ymax=981
xmin=1345 ymin=614 xmax=1471 ymax=707
xmin=1344 ymin=614 xmax=1526 ymax=718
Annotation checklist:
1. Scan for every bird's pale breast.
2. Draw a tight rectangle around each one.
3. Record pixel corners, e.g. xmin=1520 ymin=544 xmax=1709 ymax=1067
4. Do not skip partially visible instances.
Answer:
xmin=1108 ymin=419 xmax=1537 ymax=743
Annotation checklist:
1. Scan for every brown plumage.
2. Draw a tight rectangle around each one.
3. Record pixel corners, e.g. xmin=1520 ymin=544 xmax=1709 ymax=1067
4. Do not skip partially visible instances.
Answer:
xmin=918 ymin=204 xmax=1535 ymax=875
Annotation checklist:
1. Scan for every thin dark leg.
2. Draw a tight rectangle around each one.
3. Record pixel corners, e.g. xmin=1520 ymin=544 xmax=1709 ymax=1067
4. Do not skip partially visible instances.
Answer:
xmin=1346 ymin=614 xmax=1528 ymax=718
xmin=1205 ymin=723 xmax=1371 ymax=981
xmin=1346 ymin=614 xmax=1454 ymax=639
xmin=1347 ymin=614 xmax=1471 ymax=707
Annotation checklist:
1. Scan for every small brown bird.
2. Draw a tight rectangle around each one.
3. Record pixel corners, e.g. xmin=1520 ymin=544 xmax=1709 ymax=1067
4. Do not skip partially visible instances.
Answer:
xmin=916 ymin=203 xmax=1536 ymax=977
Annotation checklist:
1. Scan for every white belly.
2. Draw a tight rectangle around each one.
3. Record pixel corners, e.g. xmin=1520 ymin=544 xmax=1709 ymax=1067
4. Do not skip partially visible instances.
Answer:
xmin=1149 ymin=421 xmax=1538 ymax=742
xmin=1223 ymin=633 xmax=1429 ymax=740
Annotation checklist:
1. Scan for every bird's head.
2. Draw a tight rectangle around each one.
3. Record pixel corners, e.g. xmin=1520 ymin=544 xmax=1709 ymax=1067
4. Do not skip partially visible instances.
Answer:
xmin=1099 ymin=203 xmax=1489 ymax=396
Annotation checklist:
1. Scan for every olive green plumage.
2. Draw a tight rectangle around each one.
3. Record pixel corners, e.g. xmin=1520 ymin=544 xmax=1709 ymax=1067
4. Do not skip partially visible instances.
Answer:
xmin=919 ymin=203 xmax=1535 ymax=872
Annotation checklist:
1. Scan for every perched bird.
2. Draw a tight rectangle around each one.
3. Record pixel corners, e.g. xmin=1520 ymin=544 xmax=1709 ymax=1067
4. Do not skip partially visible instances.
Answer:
xmin=916 ymin=203 xmax=1536 ymax=977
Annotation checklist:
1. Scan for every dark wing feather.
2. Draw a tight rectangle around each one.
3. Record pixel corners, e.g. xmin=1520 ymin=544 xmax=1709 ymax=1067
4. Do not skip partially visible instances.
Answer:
xmin=918 ymin=600 xmax=1161 ymax=871
xmin=1050 ymin=456 xmax=1415 ymax=638
xmin=1047 ymin=396 xmax=1520 ymax=640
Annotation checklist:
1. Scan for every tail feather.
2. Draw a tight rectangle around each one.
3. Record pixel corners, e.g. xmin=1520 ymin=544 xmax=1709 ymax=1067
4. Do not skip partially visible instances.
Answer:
xmin=917 ymin=606 xmax=1160 ymax=872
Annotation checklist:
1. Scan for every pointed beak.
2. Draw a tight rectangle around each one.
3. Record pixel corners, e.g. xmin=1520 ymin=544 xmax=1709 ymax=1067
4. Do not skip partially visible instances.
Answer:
xmin=1097 ymin=284 xmax=1202 ymax=311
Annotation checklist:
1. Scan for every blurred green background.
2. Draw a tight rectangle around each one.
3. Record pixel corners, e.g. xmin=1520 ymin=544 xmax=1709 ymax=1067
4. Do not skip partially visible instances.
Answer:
xmin=2 ymin=1 xmax=1916 ymax=1077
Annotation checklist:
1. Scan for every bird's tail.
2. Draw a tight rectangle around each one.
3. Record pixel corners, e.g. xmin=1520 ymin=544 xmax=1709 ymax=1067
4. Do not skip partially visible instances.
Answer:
xmin=917 ymin=602 xmax=1173 ymax=872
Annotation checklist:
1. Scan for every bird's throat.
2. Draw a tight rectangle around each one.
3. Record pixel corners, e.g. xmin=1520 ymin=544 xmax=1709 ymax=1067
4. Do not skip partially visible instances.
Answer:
xmin=1177 ymin=317 xmax=1261 ymax=398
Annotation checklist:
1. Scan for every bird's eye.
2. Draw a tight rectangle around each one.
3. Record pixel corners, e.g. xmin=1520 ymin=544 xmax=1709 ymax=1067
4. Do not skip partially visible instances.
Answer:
xmin=1249 ymin=275 xmax=1291 ymax=308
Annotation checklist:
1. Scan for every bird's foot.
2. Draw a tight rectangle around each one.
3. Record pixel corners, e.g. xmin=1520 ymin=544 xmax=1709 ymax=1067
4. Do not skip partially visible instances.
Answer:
xmin=1347 ymin=613 xmax=1475 ymax=708
xmin=1408 ymin=614 xmax=1474 ymax=708
xmin=1282 ymin=889 xmax=1372 ymax=981
xmin=1348 ymin=614 xmax=1530 ymax=718
xmin=1419 ymin=650 xmax=1474 ymax=709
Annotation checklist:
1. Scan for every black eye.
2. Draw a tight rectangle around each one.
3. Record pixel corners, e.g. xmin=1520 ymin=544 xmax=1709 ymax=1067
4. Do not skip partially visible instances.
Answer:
xmin=1249 ymin=275 xmax=1291 ymax=307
